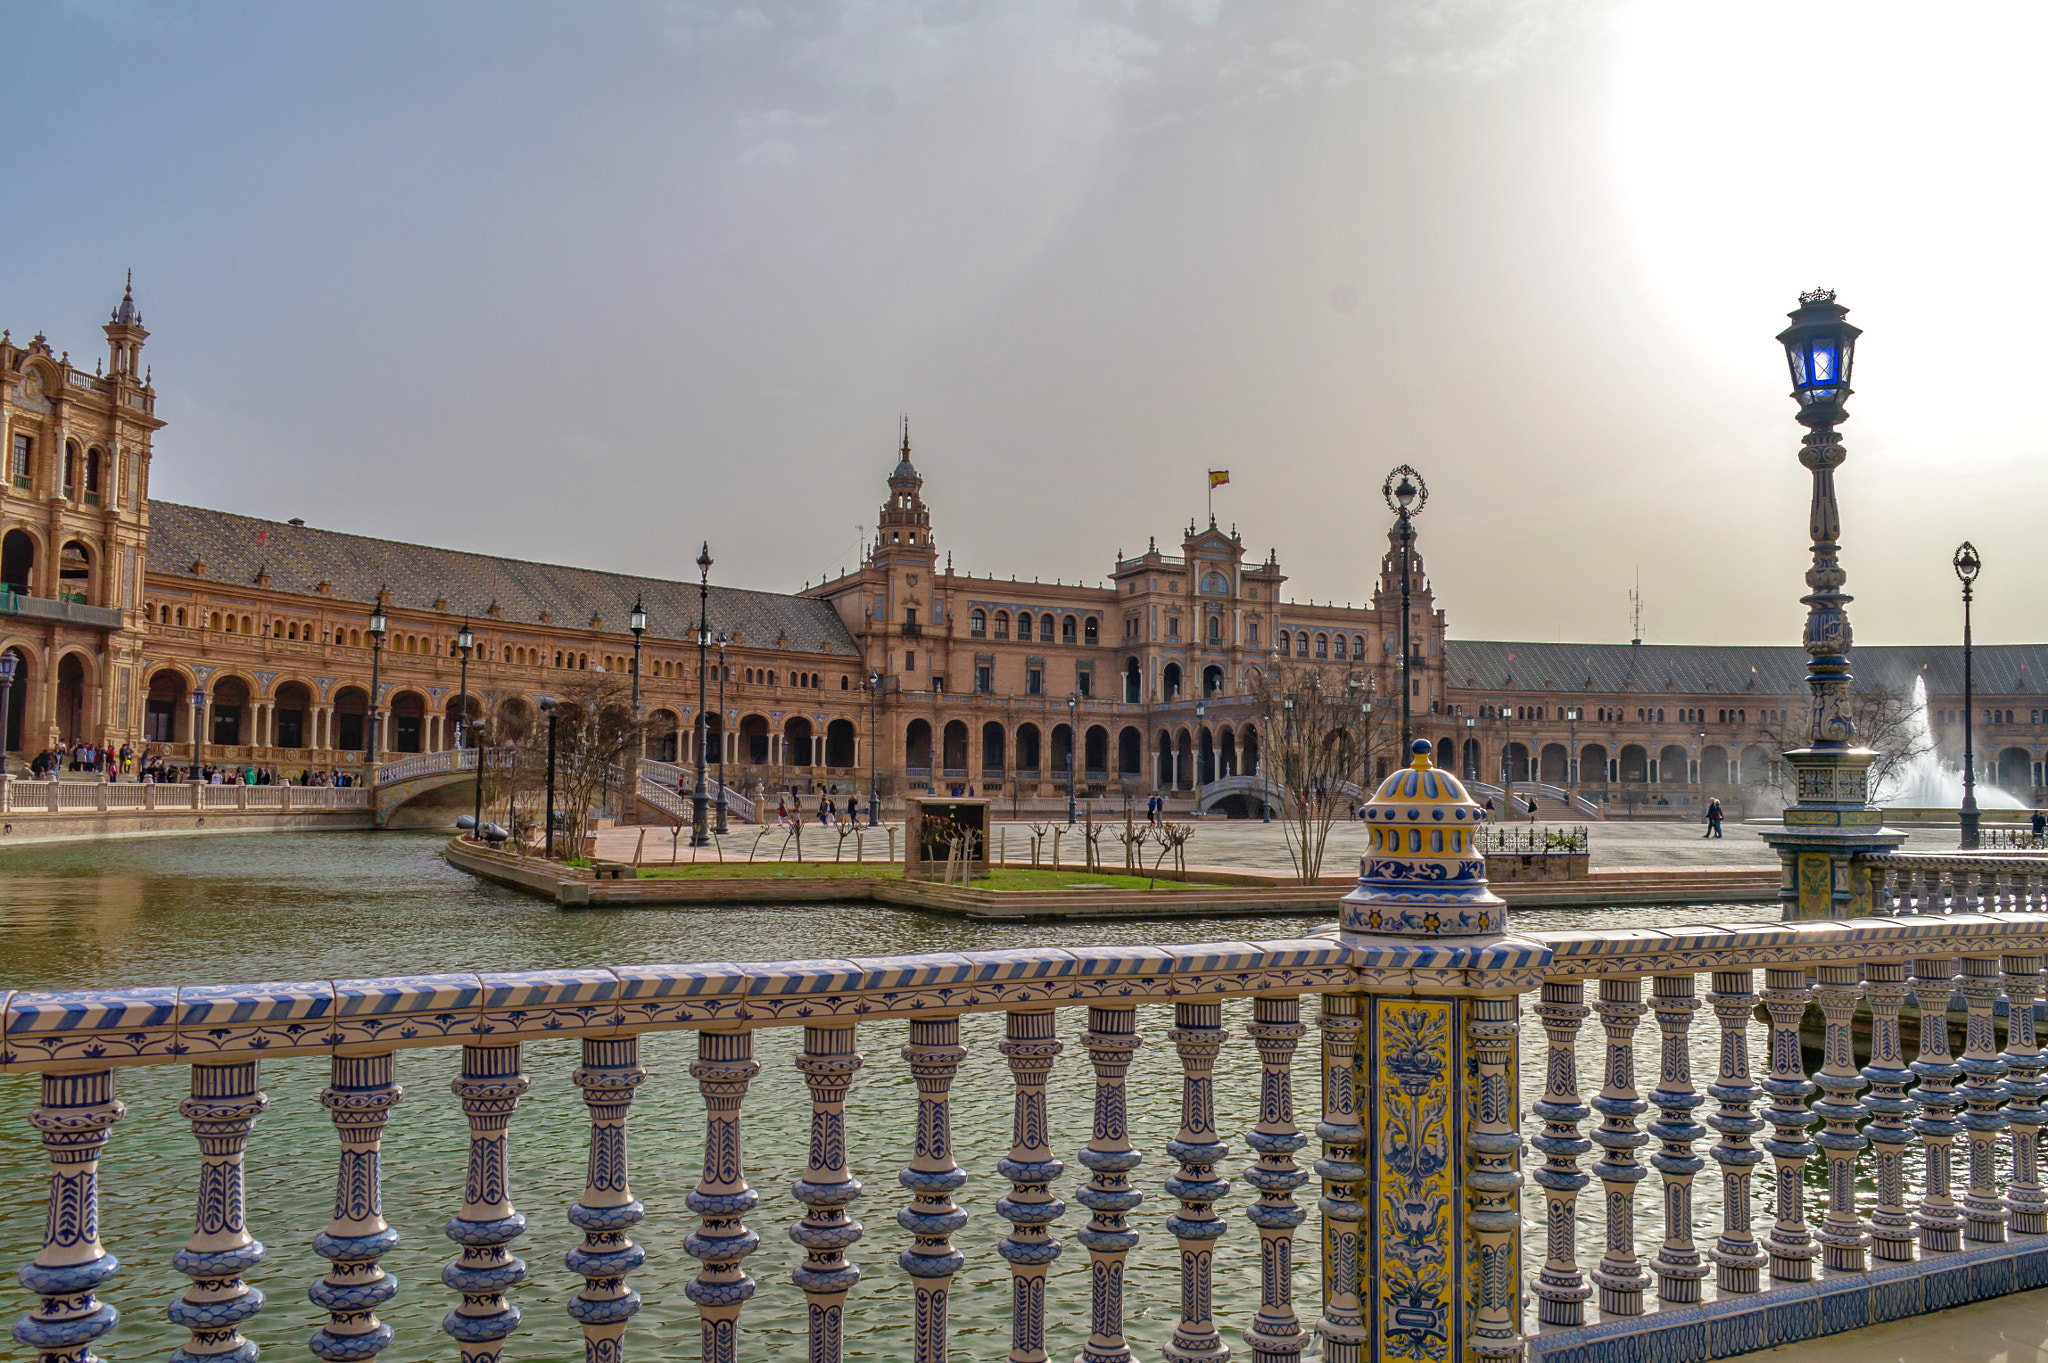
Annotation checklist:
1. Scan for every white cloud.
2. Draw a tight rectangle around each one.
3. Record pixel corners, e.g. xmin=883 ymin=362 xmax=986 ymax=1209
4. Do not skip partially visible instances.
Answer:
xmin=736 ymin=139 xmax=798 ymax=166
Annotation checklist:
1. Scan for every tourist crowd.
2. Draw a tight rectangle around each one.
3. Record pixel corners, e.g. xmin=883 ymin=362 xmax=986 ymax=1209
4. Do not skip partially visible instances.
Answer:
xmin=19 ymin=741 xmax=362 ymax=786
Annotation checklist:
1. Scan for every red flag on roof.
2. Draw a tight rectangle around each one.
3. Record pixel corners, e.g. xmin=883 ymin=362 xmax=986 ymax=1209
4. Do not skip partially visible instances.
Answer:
xmin=256 ymin=529 xmax=266 ymax=546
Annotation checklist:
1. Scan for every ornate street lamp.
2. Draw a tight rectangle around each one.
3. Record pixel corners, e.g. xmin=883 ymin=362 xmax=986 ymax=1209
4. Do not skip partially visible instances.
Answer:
xmin=1066 ymin=693 xmax=1079 ymax=825
xmin=455 ymin=621 xmax=474 ymax=749
xmin=469 ymin=719 xmax=487 ymax=838
xmin=539 ymin=696 xmax=559 ymax=858
xmin=0 ymin=649 xmax=15 ymax=777
xmin=1464 ymin=714 xmax=1479 ymax=780
xmin=1955 ymin=540 xmax=1982 ymax=849
xmin=691 ymin=546 xmax=711 ymax=847
xmin=1565 ymin=705 xmax=1582 ymax=793
xmin=190 ymin=686 xmax=206 ymax=778
xmin=366 ymin=597 xmax=389 ymax=766
xmin=628 ymin=594 xmax=648 ymax=714
xmin=867 ymin=670 xmax=881 ymax=826
xmin=1383 ymin=465 xmax=1427 ymax=752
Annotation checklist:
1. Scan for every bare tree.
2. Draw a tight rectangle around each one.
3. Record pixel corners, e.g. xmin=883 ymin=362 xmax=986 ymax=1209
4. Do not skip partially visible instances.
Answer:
xmin=1251 ymin=662 xmax=1371 ymax=884
xmin=517 ymin=671 xmax=643 ymax=857
xmin=1750 ymin=680 xmax=1929 ymax=804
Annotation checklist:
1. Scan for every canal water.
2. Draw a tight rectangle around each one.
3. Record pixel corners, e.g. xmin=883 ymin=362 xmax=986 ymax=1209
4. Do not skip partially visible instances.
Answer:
xmin=0 ymin=831 xmax=1779 ymax=1361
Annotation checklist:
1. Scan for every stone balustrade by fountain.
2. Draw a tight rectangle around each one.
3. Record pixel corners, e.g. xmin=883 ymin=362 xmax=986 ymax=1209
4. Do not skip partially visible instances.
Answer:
xmin=16 ymin=748 xmax=2048 ymax=1363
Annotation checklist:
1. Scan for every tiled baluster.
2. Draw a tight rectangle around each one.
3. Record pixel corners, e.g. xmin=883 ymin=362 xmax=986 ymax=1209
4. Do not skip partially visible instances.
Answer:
xmin=1312 ymin=995 xmax=1365 ymax=1363
xmin=1957 ymin=957 xmax=2010 ymax=1244
xmin=900 ymin=1016 xmax=968 ymax=1363
xmin=1861 ymin=963 xmax=1917 ymax=1262
xmin=1530 ymin=981 xmax=1593 ymax=1324
xmin=1994 ymin=870 xmax=2016 ymax=913
xmin=14 ymin=1069 xmax=124 ymax=1363
xmin=2002 ymin=954 xmax=2047 ymax=1235
xmin=1937 ymin=869 xmax=1955 ymax=913
xmin=996 ymin=1010 xmax=1064 ymax=1363
xmin=792 ymin=1025 xmax=864 ymax=1363
xmin=1589 ymin=977 xmax=1650 ymax=1316
xmin=1760 ymin=969 xmax=1818 ymax=1281
xmin=568 ymin=1036 xmax=647 ymax=1363
xmin=1918 ymin=866 xmax=1938 ymax=913
xmin=1874 ymin=863 xmax=1893 ymax=911
xmin=310 ymin=1053 xmax=403 ymax=1361
xmin=170 ymin=1060 xmax=268 ymax=1363
xmin=1242 ymin=997 xmax=1310 ymax=1363
xmin=1466 ymin=996 xmax=1524 ymax=1361
xmin=1078 ymin=1005 xmax=1144 ymax=1363
xmin=1812 ymin=965 xmax=1870 ymax=1271
xmin=1646 ymin=974 xmax=1707 ymax=1302
xmin=444 ymin=1043 xmax=531 ymax=1363
xmin=1910 ymin=956 xmax=1964 ymax=1253
xmin=1166 ymin=1002 xmax=1231 ymax=1363
xmin=1706 ymin=970 xmax=1768 ymax=1292
xmin=685 ymin=1030 xmax=762 ymax=1363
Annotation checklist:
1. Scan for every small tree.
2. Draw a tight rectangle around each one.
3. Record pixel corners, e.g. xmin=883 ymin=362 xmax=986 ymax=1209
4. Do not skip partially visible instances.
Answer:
xmin=521 ymin=672 xmax=643 ymax=857
xmin=1252 ymin=662 xmax=1370 ymax=884
xmin=1751 ymin=681 xmax=1929 ymax=805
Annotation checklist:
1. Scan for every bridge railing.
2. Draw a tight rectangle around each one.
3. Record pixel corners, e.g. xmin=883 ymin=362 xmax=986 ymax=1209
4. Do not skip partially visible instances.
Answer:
xmin=12 ymin=908 xmax=2048 ymax=1362
xmin=372 ymin=749 xmax=475 ymax=786
xmin=0 ymin=779 xmax=370 ymax=814
xmin=641 ymin=759 xmax=758 ymax=821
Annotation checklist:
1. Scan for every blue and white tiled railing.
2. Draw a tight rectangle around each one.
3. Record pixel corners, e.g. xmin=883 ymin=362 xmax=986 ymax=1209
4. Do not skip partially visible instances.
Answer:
xmin=11 ymin=911 xmax=2048 ymax=1363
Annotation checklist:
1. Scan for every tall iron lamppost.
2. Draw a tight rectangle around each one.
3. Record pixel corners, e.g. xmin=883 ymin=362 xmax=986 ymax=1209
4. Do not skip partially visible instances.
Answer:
xmin=1066 ymin=693 xmax=1079 ymax=824
xmin=1759 ymin=289 xmax=1904 ymax=918
xmin=191 ymin=686 xmax=205 ymax=778
xmin=714 ymin=633 xmax=730 ymax=834
xmin=1382 ymin=465 xmax=1427 ymax=752
xmin=0 ymin=649 xmax=15 ymax=777
xmin=540 ymin=697 xmax=559 ymax=858
xmin=867 ymin=670 xmax=881 ymax=826
xmin=1955 ymin=541 xmax=1982 ymax=849
xmin=366 ymin=597 xmax=388 ymax=767
xmin=455 ymin=621 xmax=474 ymax=748
xmin=470 ymin=720 xmax=487 ymax=838
xmin=628 ymin=594 xmax=648 ymax=712
xmin=690 ymin=546 xmax=712 ymax=847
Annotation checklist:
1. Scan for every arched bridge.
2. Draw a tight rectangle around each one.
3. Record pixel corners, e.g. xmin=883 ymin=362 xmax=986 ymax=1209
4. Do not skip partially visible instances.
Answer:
xmin=1191 ymin=775 xmax=1365 ymax=818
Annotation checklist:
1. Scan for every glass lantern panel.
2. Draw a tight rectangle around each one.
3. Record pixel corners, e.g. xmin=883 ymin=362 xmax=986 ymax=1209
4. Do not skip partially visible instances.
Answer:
xmin=1787 ymin=344 xmax=1810 ymax=386
xmin=1810 ymin=340 xmax=1836 ymax=383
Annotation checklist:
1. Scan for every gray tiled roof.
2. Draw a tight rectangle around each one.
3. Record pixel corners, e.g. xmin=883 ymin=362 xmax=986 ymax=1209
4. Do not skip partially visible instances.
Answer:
xmin=1446 ymin=640 xmax=2048 ymax=698
xmin=145 ymin=502 xmax=861 ymax=656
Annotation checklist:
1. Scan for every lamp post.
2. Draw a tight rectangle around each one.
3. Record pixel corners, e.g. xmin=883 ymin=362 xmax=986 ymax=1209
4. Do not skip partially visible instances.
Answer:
xmin=0 ymin=649 xmax=15 ymax=777
xmin=1066 ymin=693 xmax=1079 ymax=824
xmin=470 ymin=720 xmax=487 ymax=838
xmin=628 ymin=594 xmax=648 ymax=714
xmin=540 ymin=697 xmax=558 ymax=858
xmin=1498 ymin=699 xmax=1515 ymax=807
xmin=366 ymin=598 xmax=388 ymax=767
xmin=714 ymin=633 xmax=729 ymax=834
xmin=867 ymin=670 xmax=881 ymax=826
xmin=691 ymin=546 xmax=711 ymax=847
xmin=455 ymin=621 xmax=474 ymax=749
xmin=1195 ymin=699 xmax=1207 ymax=787
xmin=1956 ymin=541 xmax=1982 ymax=849
xmin=191 ymin=687 xmax=206 ymax=778
xmin=1464 ymin=714 xmax=1479 ymax=780
xmin=1382 ymin=464 xmax=1427 ymax=752
xmin=1565 ymin=705 xmax=1582 ymax=795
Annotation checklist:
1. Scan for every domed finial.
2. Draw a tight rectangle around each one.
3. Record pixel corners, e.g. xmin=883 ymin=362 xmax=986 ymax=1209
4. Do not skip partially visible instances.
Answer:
xmin=1409 ymin=737 xmax=1433 ymax=767
xmin=114 ymin=269 xmax=140 ymax=325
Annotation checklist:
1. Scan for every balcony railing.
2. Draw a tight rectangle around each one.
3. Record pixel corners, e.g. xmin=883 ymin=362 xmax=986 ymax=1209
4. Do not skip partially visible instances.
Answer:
xmin=12 ymin=869 xmax=2048 ymax=1362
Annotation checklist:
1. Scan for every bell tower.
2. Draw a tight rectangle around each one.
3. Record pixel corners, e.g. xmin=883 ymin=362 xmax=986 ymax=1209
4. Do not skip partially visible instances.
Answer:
xmin=869 ymin=417 xmax=939 ymax=687
xmin=876 ymin=415 xmax=933 ymax=557
xmin=103 ymin=270 xmax=147 ymax=380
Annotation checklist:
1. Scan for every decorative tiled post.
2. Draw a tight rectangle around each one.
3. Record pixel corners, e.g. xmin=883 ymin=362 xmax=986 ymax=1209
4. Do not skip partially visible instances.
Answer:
xmin=996 ymin=1010 xmax=1063 ymax=1363
xmin=899 ymin=1016 xmax=967 ymax=1363
xmin=2002 ymin=954 xmax=2047 ymax=1235
xmin=792 ymin=1024 xmax=864 ymax=1363
xmin=1646 ymin=973 xmax=1706 ymax=1302
xmin=685 ymin=1029 xmax=761 ymax=1363
xmin=1590 ymin=977 xmax=1650 ymax=1315
xmin=1165 ymin=1000 xmax=1231 ymax=1363
xmin=1811 ymin=965 xmax=1870 ymax=1271
xmin=1957 ymin=956 xmax=2010 ymax=1244
xmin=1531 ymin=979 xmax=1592 ymax=1325
xmin=1341 ymin=740 xmax=1537 ymax=1363
xmin=1242 ymin=995 xmax=1310 ymax=1363
xmin=1910 ymin=956 xmax=1964 ymax=1253
xmin=15 ymin=1069 xmax=124 ymax=1363
xmin=1861 ymin=962 xmax=1916 ymax=1262
xmin=1078 ymin=1004 xmax=1143 ymax=1363
xmin=311 ymin=1052 xmax=403 ymax=1361
xmin=171 ymin=1060 xmax=268 ymax=1363
xmin=1311 ymin=994 xmax=1363 ymax=1363
xmin=1759 ymin=969 xmax=1817 ymax=1281
xmin=1706 ymin=970 xmax=1767 ymax=1293
xmin=444 ymin=1043 xmax=531 ymax=1363
xmin=568 ymin=1036 xmax=647 ymax=1363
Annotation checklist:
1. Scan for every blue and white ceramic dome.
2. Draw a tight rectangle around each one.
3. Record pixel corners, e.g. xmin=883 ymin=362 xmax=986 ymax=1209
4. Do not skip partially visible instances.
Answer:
xmin=1339 ymin=739 xmax=1505 ymax=937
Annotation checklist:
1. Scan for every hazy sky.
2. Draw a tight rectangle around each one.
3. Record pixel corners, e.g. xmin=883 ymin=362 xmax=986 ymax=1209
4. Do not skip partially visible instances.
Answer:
xmin=9 ymin=1 xmax=2045 ymax=646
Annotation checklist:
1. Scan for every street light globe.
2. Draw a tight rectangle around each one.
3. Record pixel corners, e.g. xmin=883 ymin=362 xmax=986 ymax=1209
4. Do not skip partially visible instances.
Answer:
xmin=456 ymin=621 xmax=474 ymax=654
xmin=368 ymin=608 xmax=387 ymax=638
xmin=1382 ymin=464 xmax=1429 ymax=517
xmin=630 ymin=595 xmax=648 ymax=635
xmin=697 ymin=542 xmax=714 ymax=576
xmin=1954 ymin=540 xmax=1982 ymax=585
xmin=1776 ymin=288 xmax=1860 ymax=422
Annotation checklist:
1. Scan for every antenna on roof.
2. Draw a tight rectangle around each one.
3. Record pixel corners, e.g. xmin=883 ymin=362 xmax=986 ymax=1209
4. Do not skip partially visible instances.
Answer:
xmin=1628 ymin=567 xmax=1644 ymax=646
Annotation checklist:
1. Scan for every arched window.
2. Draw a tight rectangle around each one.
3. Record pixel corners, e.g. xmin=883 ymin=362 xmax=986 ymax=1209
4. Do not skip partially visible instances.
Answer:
xmin=1333 ymin=635 xmax=1347 ymax=659
xmin=1062 ymin=615 xmax=1077 ymax=644
xmin=83 ymin=449 xmax=102 ymax=504
xmin=1017 ymin=612 xmax=1033 ymax=641
xmin=970 ymin=609 xmax=986 ymax=638
xmin=1353 ymin=635 xmax=1365 ymax=658
xmin=1207 ymin=615 xmax=1221 ymax=643
xmin=1315 ymin=633 xmax=1328 ymax=658
xmin=993 ymin=610 xmax=1010 ymax=640
xmin=1296 ymin=633 xmax=1309 ymax=657
xmin=62 ymin=443 xmax=78 ymax=498
xmin=1083 ymin=617 xmax=1099 ymax=645
xmin=1040 ymin=614 xmax=1054 ymax=643
xmin=1277 ymin=631 xmax=1290 ymax=654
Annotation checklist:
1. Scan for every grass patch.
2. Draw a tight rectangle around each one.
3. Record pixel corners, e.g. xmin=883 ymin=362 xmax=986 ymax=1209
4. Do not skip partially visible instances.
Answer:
xmin=968 ymin=868 xmax=1221 ymax=891
xmin=635 ymin=861 xmax=905 ymax=880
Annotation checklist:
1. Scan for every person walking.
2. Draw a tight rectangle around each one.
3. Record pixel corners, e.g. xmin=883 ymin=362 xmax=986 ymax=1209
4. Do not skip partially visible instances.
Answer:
xmin=2033 ymin=808 xmax=2045 ymax=842
xmin=1704 ymin=798 xmax=1724 ymax=839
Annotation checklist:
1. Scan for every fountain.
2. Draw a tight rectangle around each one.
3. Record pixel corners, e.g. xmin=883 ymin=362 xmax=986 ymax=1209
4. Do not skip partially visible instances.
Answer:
xmin=1875 ymin=674 xmax=2027 ymax=810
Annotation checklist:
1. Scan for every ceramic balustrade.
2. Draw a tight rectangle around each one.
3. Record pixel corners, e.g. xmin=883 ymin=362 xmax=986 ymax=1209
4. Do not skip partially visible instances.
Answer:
xmin=10 ymin=914 xmax=2048 ymax=1363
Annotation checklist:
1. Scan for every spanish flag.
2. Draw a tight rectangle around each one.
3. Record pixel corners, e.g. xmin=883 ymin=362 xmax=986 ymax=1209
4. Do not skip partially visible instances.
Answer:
xmin=1208 ymin=469 xmax=1230 ymax=488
